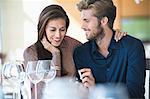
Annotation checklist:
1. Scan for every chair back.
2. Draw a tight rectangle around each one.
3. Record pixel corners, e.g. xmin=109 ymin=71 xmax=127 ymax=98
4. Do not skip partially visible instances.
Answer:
xmin=145 ymin=59 xmax=150 ymax=99
xmin=146 ymin=58 xmax=150 ymax=70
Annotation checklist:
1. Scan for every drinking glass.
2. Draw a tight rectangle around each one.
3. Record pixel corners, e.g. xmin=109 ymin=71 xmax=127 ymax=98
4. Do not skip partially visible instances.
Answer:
xmin=40 ymin=60 xmax=56 ymax=84
xmin=26 ymin=60 xmax=45 ymax=99
xmin=3 ymin=61 xmax=25 ymax=81
xmin=2 ymin=60 xmax=25 ymax=99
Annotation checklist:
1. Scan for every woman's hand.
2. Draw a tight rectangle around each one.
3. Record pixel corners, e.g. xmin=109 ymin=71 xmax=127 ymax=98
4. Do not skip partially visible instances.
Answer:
xmin=78 ymin=68 xmax=95 ymax=89
xmin=41 ymin=36 xmax=60 ymax=54
xmin=114 ymin=29 xmax=127 ymax=42
xmin=41 ymin=36 xmax=61 ymax=76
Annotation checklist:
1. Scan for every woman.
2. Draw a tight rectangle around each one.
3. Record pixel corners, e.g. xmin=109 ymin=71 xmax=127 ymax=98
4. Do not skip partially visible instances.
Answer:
xmin=24 ymin=5 xmax=81 ymax=77
xmin=23 ymin=4 xmax=126 ymax=99
xmin=23 ymin=5 xmax=81 ymax=99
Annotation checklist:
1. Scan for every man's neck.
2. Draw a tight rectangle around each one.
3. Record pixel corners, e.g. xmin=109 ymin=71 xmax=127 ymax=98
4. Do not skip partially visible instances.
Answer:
xmin=96 ymin=28 xmax=113 ymax=57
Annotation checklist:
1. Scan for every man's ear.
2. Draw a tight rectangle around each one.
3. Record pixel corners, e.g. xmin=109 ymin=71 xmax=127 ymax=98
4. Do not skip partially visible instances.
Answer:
xmin=100 ymin=16 xmax=108 ymax=26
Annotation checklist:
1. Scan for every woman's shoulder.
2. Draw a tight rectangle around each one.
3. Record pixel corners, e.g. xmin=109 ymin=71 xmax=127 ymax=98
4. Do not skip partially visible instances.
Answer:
xmin=24 ymin=44 xmax=36 ymax=54
xmin=64 ymin=36 xmax=81 ymax=44
xmin=23 ymin=43 xmax=38 ymax=61
xmin=60 ymin=36 xmax=82 ymax=48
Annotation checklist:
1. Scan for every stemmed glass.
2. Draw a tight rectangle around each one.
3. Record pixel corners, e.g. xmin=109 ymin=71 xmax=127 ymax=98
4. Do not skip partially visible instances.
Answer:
xmin=3 ymin=61 xmax=25 ymax=81
xmin=40 ymin=60 xmax=56 ymax=84
xmin=2 ymin=60 xmax=25 ymax=99
xmin=26 ymin=60 xmax=44 ymax=99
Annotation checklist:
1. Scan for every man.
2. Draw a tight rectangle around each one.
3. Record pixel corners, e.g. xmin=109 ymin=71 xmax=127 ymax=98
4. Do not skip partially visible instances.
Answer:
xmin=73 ymin=0 xmax=146 ymax=98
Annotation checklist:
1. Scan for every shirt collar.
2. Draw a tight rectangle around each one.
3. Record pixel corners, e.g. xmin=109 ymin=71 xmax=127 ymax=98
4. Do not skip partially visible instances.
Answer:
xmin=109 ymin=30 xmax=123 ymax=49
xmin=91 ymin=39 xmax=98 ymax=54
xmin=91 ymin=30 xmax=123 ymax=54
xmin=36 ymin=40 xmax=44 ymax=50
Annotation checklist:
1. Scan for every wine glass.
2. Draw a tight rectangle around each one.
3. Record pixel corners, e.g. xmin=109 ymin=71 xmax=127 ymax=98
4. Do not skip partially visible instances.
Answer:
xmin=2 ymin=60 xmax=25 ymax=84
xmin=26 ymin=60 xmax=45 ymax=99
xmin=39 ymin=60 xmax=56 ymax=84
xmin=2 ymin=60 xmax=25 ymax=99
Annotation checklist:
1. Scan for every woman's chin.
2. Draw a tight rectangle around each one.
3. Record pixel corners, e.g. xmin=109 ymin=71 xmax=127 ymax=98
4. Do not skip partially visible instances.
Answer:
xmin=51 ymin=43 xmax=60 ymax=47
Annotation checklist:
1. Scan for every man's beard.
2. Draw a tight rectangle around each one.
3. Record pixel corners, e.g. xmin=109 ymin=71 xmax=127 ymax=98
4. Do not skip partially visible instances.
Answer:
xmin=89 ymin=26 xmax=105 ymax=42
xmin=97 ymin=27 xmax=105 ymax=40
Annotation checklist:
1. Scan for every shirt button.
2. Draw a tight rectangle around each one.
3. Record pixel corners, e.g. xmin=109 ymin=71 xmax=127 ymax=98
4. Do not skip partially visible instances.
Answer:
xmin=107 ymin=68 xmax=110 ymax=71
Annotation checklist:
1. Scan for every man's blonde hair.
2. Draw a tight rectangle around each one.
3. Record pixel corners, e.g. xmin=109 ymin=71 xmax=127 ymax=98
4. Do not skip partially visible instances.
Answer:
xmin=77 ymin=0 xmax=116 ymax=28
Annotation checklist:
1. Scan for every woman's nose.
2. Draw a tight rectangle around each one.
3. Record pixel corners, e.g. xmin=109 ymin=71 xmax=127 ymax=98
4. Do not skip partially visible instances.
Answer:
xmin=55 ymin=30 xmax=61 ymax=38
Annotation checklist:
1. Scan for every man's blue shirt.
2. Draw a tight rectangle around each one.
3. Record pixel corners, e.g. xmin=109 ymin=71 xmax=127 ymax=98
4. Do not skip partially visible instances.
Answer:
xmin=73 ymin=33 xmax=146 ymax=98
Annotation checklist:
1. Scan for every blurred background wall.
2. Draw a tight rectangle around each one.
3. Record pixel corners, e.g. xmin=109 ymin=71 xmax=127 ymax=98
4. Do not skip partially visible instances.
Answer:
xmin=0 ymin=0 xmax=149 ymax=62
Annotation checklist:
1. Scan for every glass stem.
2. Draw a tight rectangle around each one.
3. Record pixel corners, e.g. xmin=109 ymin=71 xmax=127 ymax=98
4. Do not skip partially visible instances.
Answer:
xmin=35 ymin=83 xmax=37 ymax=99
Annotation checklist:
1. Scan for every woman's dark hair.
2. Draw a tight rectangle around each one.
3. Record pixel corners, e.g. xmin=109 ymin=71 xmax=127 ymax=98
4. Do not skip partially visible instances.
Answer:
xmin=37 ymin=4 xmax=70 ymax=40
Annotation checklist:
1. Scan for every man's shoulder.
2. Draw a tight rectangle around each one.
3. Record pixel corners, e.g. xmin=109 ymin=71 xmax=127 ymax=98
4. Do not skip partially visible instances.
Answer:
xmin=121 ymin=35 xmax=143 ymax=47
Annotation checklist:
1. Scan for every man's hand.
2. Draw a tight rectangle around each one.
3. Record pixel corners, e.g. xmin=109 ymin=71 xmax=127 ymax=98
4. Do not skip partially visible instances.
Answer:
xmin=78 ymin=68 xmax=95 ymax=89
